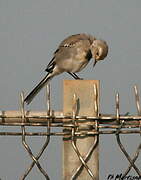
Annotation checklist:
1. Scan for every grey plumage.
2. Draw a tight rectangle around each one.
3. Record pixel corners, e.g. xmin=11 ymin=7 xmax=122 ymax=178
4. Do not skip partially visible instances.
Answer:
xmin=24 ymin=33 xmax=108 ymax=104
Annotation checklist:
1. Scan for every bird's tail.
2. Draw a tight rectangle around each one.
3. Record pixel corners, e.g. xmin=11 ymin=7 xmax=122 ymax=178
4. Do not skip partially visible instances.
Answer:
xmin=24 ymin=73 xmax=52 ymax=104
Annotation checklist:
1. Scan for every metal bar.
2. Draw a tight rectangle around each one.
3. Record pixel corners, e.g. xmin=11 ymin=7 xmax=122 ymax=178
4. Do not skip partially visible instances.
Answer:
xmin=116 ymin=92 xmax=120 ymax=124
xmin=0 ymin=81 xmax=140 ymax=180
xmin=71 ymin=93 xmax=95 ymax=180
xmin=115 ymin=89 xmax=141 ymax=177
xmin=134 ymin=85 xmax=141 ymax=115
xmin=71 ymin=129 xmax=96 ymax=180
xmin=0 ymin=120 xmax=140 ymax=127
xmin=122 ymin=143 xmax=141 ymax=177
xmin=1 ymin=111 xmax=141 ymax=122
xmin=121 ymin=86 xmax=141 ymax=177
xmin=93 ymin=84 xmax=99 ymax=117
xmin=134 ymin=85 xmax=141 ymax=136
xmin=0 ymin=129 xmax=140 ymax=136
xmin=116 ymin=133 xmax=141 ymax=176
xmin=72 ymin=84 xmax=99 ymax=179
xmin=21 ymin=84 xmax=51 ymax=179
xmin=20 ymin=92 xmax=50 ymax=180
xmin=71 ymin=135 xmax=98 ymax=179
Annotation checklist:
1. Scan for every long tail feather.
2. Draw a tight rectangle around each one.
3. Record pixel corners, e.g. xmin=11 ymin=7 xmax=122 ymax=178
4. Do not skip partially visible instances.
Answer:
xmin=24 ymin=74 xmax=52 ymax=104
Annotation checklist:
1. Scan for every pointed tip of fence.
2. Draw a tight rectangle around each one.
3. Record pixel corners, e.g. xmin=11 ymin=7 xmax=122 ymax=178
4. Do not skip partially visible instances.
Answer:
xmin=115 ymin=91 xmax=120 ymax=124
xmin=133 ymin=85 xmax=141 ymax=116
xmin=93 ymin=83 xmax=98 ymax=116
xmin=45 ymin=84 xmax=51 ymax=115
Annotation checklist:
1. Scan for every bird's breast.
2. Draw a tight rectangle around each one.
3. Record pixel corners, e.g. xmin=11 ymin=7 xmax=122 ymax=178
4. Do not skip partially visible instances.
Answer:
xmin=56 ymin=46 xmax=91 ymax=73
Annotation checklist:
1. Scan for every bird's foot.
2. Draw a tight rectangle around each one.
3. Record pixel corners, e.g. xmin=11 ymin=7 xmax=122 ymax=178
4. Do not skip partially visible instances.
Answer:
xmin=72 ymin=73 xmax=83 ymax=80
xmin=75 ymin=77 xmax=83 ymax=80
xmin=67 ymin=72 xmax=83 ymax=80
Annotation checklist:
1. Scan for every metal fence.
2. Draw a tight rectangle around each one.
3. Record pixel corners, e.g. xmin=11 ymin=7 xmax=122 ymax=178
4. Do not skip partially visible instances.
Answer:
xmin=0 ymin=83 xmax=140 ymax=180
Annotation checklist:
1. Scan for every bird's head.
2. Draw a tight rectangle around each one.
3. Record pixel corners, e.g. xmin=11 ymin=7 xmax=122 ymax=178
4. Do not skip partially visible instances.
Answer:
xmin=90 ymin=39 xmax=108 ymax=67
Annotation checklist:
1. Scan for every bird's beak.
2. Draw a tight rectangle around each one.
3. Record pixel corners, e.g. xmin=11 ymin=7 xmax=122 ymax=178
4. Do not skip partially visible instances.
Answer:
xmin=93 ymin=59 xmax=97 ymax=67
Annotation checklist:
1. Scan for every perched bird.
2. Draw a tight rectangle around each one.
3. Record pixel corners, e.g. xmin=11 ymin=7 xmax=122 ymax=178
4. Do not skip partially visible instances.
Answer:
xmin=24 ymin=33 xmax=108 ymax=104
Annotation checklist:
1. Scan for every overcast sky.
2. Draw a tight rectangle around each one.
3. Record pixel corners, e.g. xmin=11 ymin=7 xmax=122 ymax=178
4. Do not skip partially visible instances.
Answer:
xmin=0 ymin=0 xmax=141 ymax=179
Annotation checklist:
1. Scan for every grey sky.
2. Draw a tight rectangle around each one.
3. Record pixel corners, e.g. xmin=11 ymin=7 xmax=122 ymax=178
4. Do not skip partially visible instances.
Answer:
xmin=0 ymin=0 xmax=141 ymax=179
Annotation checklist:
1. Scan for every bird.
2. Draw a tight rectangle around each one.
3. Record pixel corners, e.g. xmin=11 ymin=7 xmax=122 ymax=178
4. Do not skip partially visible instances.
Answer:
xmin=24 ymin=33 xmax=108 ymax=104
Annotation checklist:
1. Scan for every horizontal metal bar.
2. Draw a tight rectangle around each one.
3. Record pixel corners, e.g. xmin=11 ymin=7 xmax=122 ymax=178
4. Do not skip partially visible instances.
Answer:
xmin=0 ymin=122 xmax=63 ymax=127
xmin=0 ymin=129 xmax=140 ymax=136
xmin=1 ymin=111 xmax=141 ymax=120
xmin=0 ymin=122 xmax=140 ymax=129
xmin=0 ymin=111 xmax=141 ymax=124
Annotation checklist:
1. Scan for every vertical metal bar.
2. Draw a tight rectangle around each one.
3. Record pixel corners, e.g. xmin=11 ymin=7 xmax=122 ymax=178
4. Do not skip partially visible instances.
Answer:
xmin=134 ymin=85 xmax=141 ymax=115
xmin=119 ymin=86 xmax=141 ymax=176
xmin=116 ymin=92 xmax=120 ymax=124
xmin=21 ymin=85 xmax=51 ymax=179
xmin=93 ymin=83 xmax=99 ymax=133
xmin=46 ymin=84 xmax=51 ymax=116
xmin=134 ymin=85 xmax=141 ymax=136
xmin=115 ymin=90 xmax=141 ymax=177
xmin=72 ymin=93 xmax=78 ymax=129
xmin=71 ymin=93 xmax=95 ymax=180
xmin=20 ymin=92 xmax=50 ymax=180
xmin=71 ymin=84 xmax=99 ymax=179
xmin=93 ymin=84 xmax=99 ymax=117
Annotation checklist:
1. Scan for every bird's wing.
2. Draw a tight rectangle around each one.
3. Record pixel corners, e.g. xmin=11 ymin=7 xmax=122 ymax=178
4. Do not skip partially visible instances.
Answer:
xmin=59 ymin=33 xmax=95 ymax=48
xmin=54 ymin=34 xmax=95 ymax=59
xmin=45 ymin=34 xmax=95 ymax=72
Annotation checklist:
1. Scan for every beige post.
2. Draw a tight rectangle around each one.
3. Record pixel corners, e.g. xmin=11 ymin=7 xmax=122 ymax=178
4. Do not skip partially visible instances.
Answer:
xmin=63 ymin=80 xmax=99 ymax=180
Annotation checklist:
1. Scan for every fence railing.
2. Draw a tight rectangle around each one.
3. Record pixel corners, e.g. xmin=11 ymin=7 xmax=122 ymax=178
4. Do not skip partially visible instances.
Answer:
xmin=0 ymin=80 xmax=140 ymax=180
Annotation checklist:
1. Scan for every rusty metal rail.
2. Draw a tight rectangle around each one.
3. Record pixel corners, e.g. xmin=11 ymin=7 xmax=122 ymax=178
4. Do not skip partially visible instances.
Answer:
xmin=0 ymin=84 xmax=141 ymax=179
